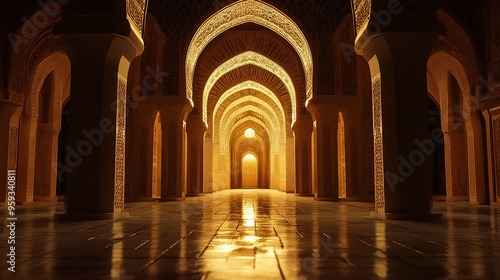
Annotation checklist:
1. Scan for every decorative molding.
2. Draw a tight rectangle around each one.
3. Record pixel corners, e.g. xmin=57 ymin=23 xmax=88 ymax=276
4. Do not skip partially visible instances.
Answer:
xmin=493 ymin=116 xmax=500 ymax=199
xmin=186 ymin=0 xmax=313 ymax=105
xmin=127 ymin=0 xmax=147 ymax=34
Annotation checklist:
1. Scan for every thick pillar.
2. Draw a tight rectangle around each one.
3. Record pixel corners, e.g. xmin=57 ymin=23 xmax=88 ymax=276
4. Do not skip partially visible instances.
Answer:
xmin=293 ymin=115 xmax=314 ymax=196
xmin=0 ymin=102 xmax=23 ymax=204
xmin=483 ymin=108 xmax=500 ymax=207
xmin=212 ymin=142 xmax=221 ymax=192
xmin=129 ymin=105 xmax=157 ymax=201
xmin=465 ymin=114 xmax=487 ymax=204
xmin=17 ymin=116 xmax=37 ymax=202
xmin=309 ymin=104 xmax=340 ymax=201
xmin=357 ymin=31 xmax=438 ymax=217
xmin=34 ymin=124 xmax=59 ymax=201
xmin=286 ymin=136 xmax=296 ymax=193
xmin=57 ymin=33 xmax=143 ymax=217
xmin=186 ymin=116 xmax=207 ymax=196
xmin=159 ymin=103 xmax=192 ymax=200
xmin=204 ymin=136 xmax=213 ymax=193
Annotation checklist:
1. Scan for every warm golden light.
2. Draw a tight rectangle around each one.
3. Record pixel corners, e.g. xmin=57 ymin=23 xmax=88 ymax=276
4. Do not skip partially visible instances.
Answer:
xmin=185 ymin=0 xmax=314 ymax=106
xmin=211 ymin=81 xmax=287 ymax=128
xmin=245 ymin=128 xmax=255 ymax=138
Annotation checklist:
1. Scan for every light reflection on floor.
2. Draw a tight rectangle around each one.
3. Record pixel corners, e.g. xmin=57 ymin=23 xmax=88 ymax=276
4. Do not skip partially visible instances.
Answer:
xmin=1 ymin=189 xmax=499 ymax=280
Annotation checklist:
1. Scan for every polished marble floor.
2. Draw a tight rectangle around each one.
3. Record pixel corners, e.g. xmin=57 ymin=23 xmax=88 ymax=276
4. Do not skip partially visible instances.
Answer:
xmin=1 ymin=190 xmax=499 ymax=280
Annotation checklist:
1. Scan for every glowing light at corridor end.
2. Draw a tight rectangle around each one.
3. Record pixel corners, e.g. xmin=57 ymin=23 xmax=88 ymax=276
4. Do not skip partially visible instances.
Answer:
xmin=245 ymin=128 xmax=256 ymax=138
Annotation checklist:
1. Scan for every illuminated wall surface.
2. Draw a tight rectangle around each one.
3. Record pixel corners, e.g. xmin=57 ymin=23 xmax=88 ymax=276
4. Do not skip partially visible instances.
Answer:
xmin=1 ymin=0 xmax=500 ymax=279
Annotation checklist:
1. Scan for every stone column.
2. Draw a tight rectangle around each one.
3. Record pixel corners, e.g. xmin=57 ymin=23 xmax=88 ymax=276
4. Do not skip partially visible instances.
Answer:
xmin=357 ymin=32 xmax=438 ymax=217
xmin=57 ymin=33 xmax=143 ymax=217
xmin=186 ymin=115 xmax=207 ymax=196
xmin=0 ymin=101 xmax=23 ymax=204
xmin=293 ymin=115 xmax=314 ymax=196
xmin=159 ymin=103 xmax=192 ymax=200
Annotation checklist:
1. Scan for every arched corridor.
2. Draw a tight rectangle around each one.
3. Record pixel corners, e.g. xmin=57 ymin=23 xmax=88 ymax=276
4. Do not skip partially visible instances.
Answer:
xmin=1 ymin=0 xmax=500 ymax=278
xmin=2 ymin=190 xmax=500 ymax=279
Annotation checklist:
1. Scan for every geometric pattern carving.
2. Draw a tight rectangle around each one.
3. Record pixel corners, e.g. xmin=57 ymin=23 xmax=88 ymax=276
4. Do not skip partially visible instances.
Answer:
xmin=337 ymin=115 xmax=347 ymax=198
xmin=186 ymin=0 xmax=313 ymax=104
xmin=353 ymin=0 xmax=371 ymax=34
xmin=114 ymin=77 xmax=127 ymax=212
xmin=8 ymin=126 xmax=19 ymax=171
xmin=372 ymin=76 xmax=385 ymax=211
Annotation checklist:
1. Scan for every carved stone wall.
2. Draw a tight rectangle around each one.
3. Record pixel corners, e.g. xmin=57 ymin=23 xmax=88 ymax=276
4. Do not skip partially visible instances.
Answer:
xmin=337 ymin=119 xmax=346 ymax=198
xmin=8 ymin=127 xmax=19 ymax=171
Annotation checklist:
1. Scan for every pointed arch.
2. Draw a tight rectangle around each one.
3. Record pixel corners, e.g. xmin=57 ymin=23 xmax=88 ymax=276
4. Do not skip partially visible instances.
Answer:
xmin=186 ymin=0 xmax=313 ymax=107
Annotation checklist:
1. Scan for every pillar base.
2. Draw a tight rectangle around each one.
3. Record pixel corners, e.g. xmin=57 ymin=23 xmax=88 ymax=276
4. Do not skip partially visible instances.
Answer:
xmin=185 ymin=193 xmax=205 ymax=197
xmin=315 ymin=196 xmax=340 ymax=202
xmin=160 ymin=197 xmax=186 ymax=201
xmin=370 ymin=212 xmax=442 ymax=221
xmin=55 ymin=212 xmax=130 ymax=221
xmin=295 ymin=193 xmax=314 ymax=197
